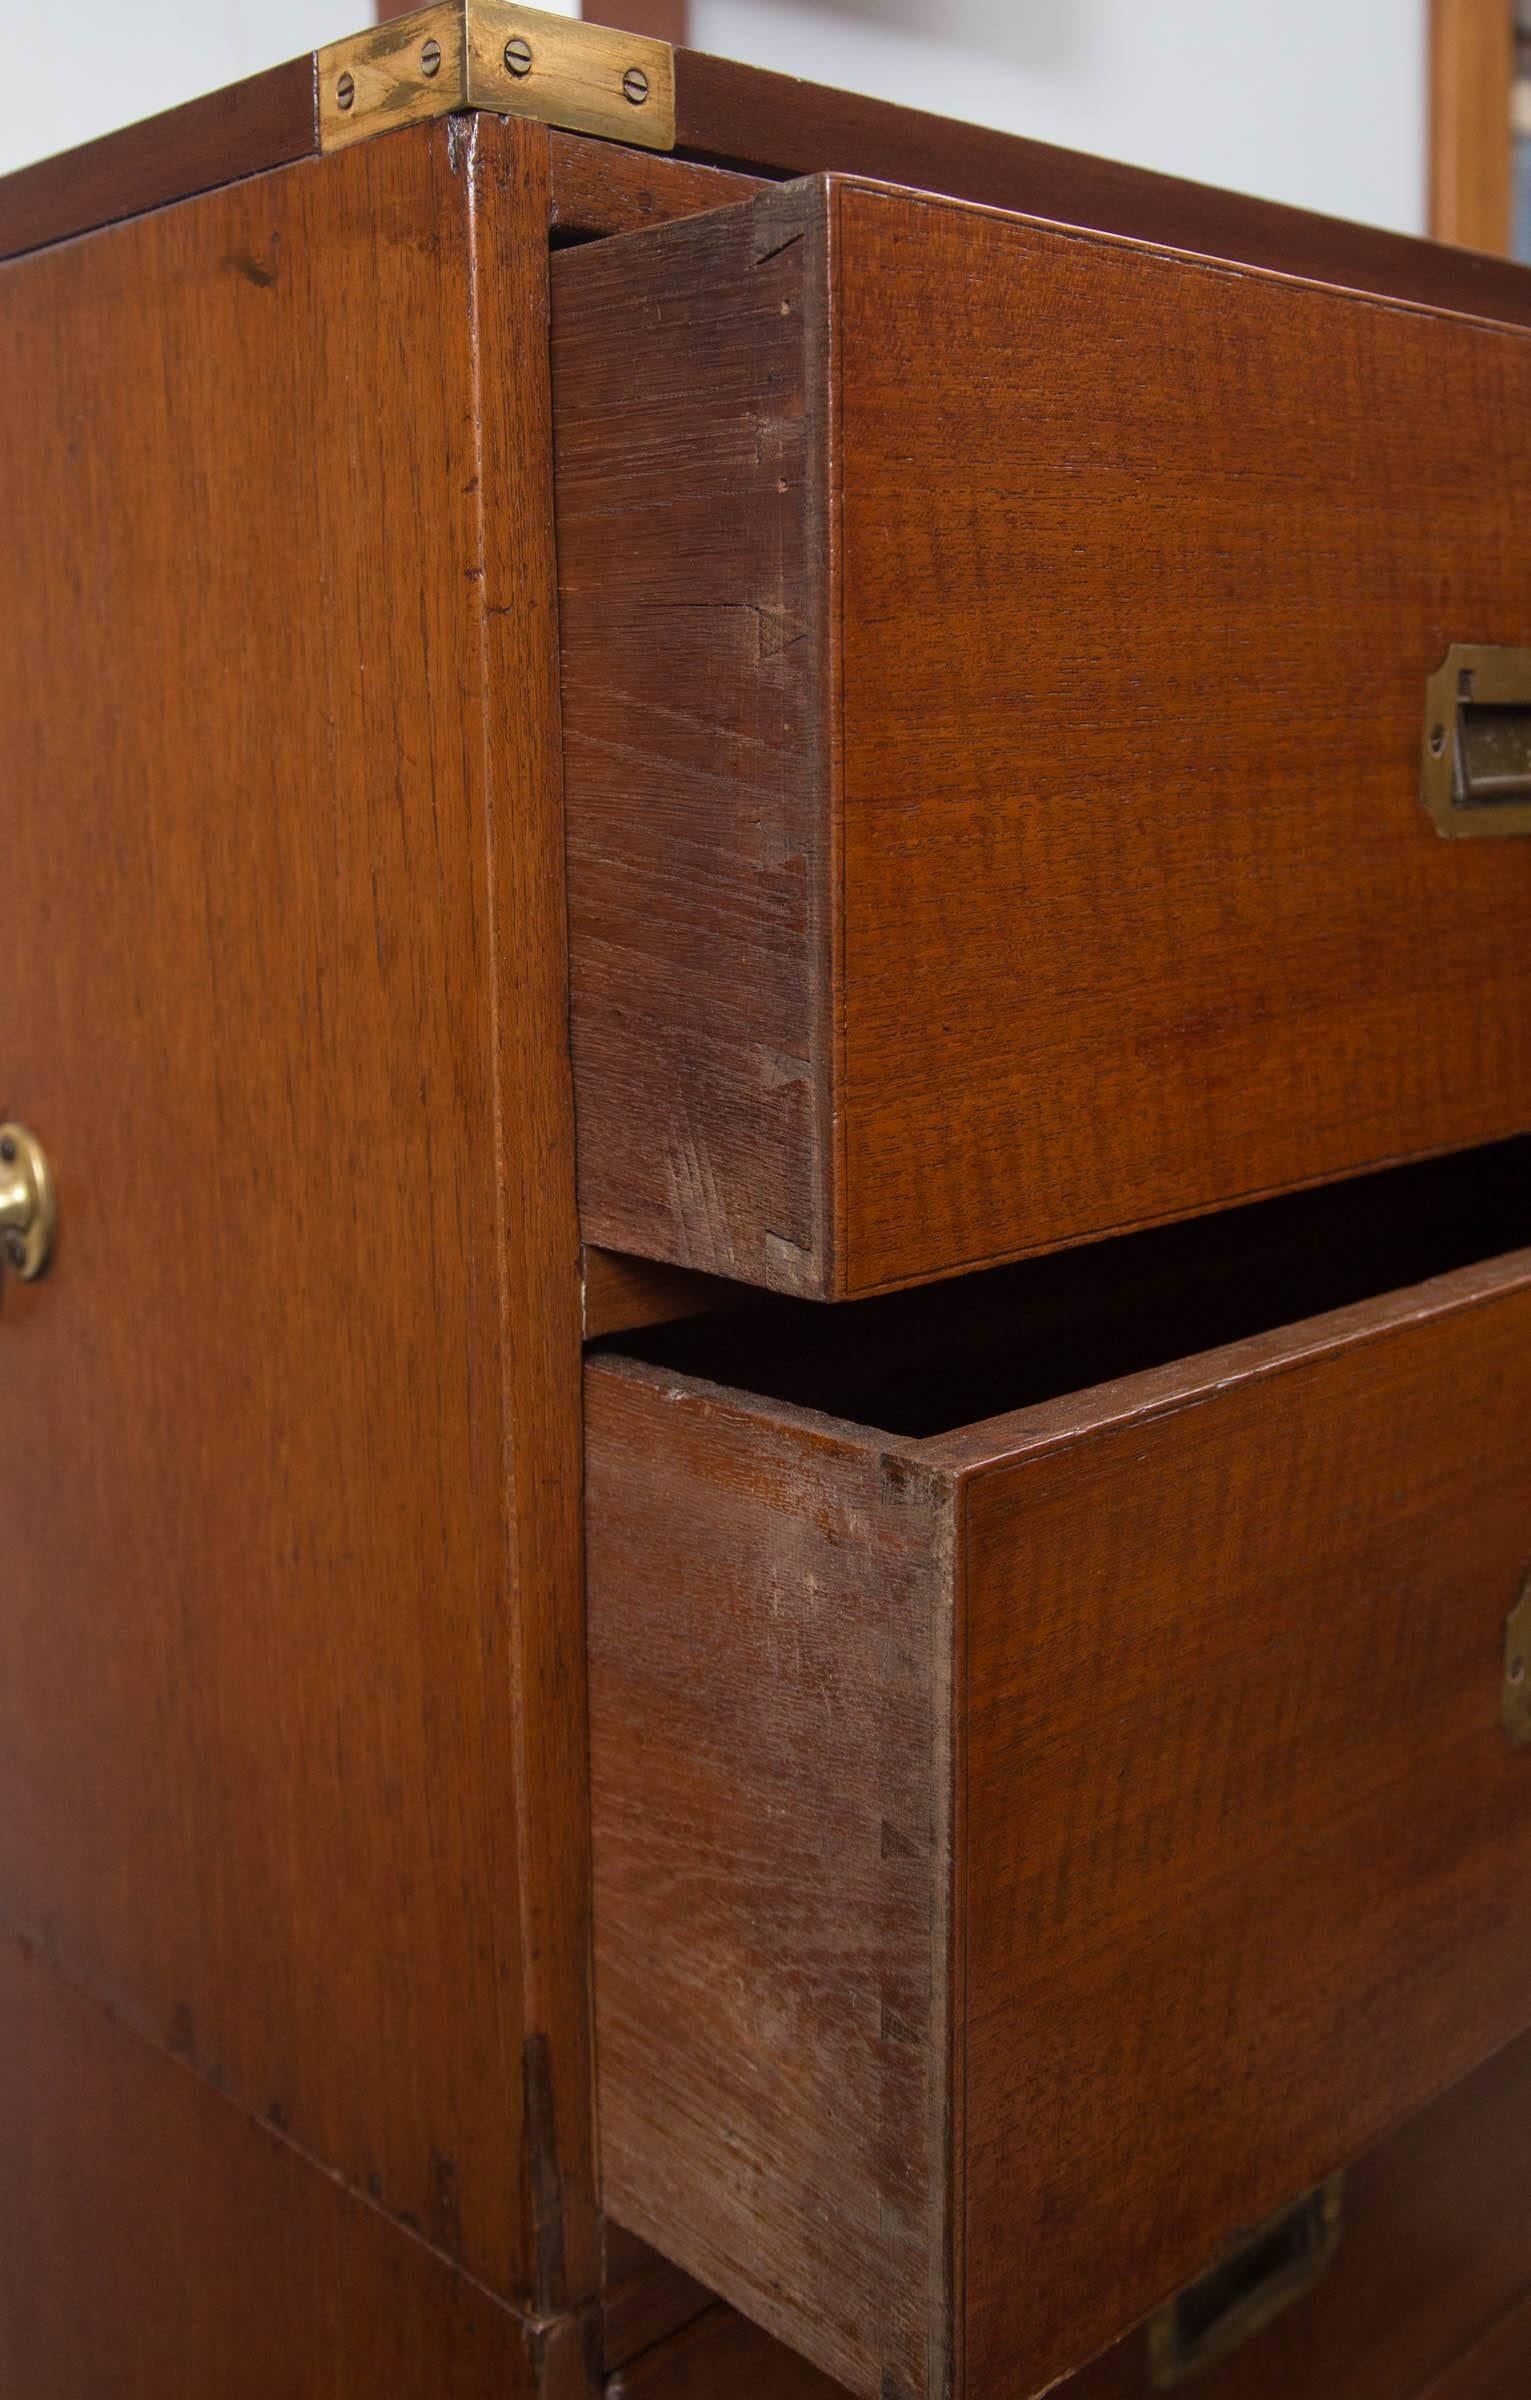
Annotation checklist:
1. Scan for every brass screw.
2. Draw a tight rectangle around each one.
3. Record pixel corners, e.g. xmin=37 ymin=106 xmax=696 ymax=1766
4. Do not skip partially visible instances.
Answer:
xmin=0 ymin=1136 xmax=14 ymax=1164
xmin=504 ymin=34 xmax=533 ymax=76
xmin=1513 ymin=1654 xmax=1526 ymax=1686
xmin=622 ymin=65 xmax=650 ymax=105
xmin=421 ymin=36 xmax=442 ymax=76
xmin=336 ymin=69 xmax=356 ymax=110
xmin=1430 ymin=723 xmax=1447 ymax=757
xmin=4 ymin=1235 xmax=23 ymax=1270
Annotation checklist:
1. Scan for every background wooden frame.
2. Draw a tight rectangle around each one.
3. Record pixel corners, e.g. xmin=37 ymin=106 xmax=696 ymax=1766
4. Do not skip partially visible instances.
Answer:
xmin=1431 ymin=0 xmax=1513 ymax=250
xmin=379 ymin=0 xmax=689 ymax=35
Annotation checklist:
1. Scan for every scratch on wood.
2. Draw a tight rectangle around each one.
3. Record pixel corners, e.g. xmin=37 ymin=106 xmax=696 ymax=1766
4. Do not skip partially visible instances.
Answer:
xmin=754 ymin=225 xmax=805 ymax=266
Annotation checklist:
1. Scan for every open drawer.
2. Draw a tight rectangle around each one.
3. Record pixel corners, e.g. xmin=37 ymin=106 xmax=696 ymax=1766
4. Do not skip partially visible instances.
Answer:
xmin=586 ymin=1149 xmax=1531 ymax=2400
xmin=555 ymin=173 xmax=1531 ymax=1300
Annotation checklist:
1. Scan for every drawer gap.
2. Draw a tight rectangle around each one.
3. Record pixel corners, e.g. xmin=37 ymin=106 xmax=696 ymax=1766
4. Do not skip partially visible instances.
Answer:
xmin=604 ymin=1136 xmax=1531 ymax=1436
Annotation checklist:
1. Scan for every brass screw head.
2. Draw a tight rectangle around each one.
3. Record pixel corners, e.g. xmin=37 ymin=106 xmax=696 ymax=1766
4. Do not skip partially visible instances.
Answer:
xmin=336 ymin=69 xmax=356 ymax=110
xmin=504 ymin=34 xmax=533 ymax=77
xmin=622 ymin=65 xmax=650 ymax=105
xmin=421 ymin=36 xmax=442 ymax=76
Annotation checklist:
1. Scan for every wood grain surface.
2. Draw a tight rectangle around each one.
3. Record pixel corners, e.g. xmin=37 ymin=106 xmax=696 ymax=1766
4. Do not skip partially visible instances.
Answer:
xmin=471 ymin=109 xmax=601 ymax=2319
xmin=0 ymin=112 xmax=593 ymax=2324
xmin=587 ymin=1358 xmax=953 ymax=2400
xmin=556 ymin=182 xmax=834 ymax=1292
xmin=548 ymin=130 xmax=762 ymax=238
xmin=588 ymin=1245 xmax=1531 ymax=2397
xmin=582 ymin=1247 xmax=753 ymax=1340
xmin=557 ymin=175 xmax=1531 ymax=1297
xmin=0 ymin=1927 xmax=597 ymax=2400
xmin=957 ymin=1253 xmax=1531 ymax=2392
xmin=1420 ymin=2298 xmax=1531 ymax=2399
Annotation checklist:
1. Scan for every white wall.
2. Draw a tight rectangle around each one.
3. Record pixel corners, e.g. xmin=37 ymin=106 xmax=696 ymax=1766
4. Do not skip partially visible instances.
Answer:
xmin=0 ymin=0 xmax=574 ymax=176
xmin=0 ymin=0 xmax=1426 ymax=238
xmin=695 ymin=0 xmax=1428 ymax=234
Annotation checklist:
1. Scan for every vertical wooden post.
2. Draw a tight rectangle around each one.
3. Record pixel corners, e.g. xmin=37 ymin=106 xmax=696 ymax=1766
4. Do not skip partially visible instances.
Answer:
xmin=1431 ymin=0 xmax=1513 ymax=250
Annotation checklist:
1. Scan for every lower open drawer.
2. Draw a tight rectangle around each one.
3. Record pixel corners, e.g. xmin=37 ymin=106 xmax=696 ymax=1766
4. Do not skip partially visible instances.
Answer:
xmin=587 ymin=1156 xmax=1531 ymax=2400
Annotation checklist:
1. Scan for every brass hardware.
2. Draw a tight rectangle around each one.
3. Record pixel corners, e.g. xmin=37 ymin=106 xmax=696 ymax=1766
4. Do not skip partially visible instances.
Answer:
xmin=317 ymin=4 xmax=675 ymax=156
xmin=0 ymin=1123 xmax=56 ymax=1282
xmin=1147 ymin=2175 xmax=1343 ymax=2387
xmin=1504 ymin=1573 xmax=1531 ymax=1746
xmin=1421 ymin=644 xmax=1531 ymax=837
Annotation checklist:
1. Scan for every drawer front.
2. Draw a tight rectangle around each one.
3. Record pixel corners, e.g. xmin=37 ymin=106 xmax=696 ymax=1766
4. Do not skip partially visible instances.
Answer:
xmin=556 ymin=176 xmax=1531 ymax=1300
xmin=1067 ymin=2023 xmax=1531 ymax=2400
xmin=587 ymin=1246 xmax=1531 ymax=2400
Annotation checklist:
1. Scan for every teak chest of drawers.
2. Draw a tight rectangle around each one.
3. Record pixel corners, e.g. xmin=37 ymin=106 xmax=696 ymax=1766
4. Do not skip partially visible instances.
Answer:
xmin=7 ymin=10 xmax=1531 ymax=2399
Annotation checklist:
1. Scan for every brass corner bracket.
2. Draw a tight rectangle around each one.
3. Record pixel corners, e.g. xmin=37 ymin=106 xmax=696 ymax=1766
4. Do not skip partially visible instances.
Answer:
xmin=317 ymin=3 xmax=675 ymax=156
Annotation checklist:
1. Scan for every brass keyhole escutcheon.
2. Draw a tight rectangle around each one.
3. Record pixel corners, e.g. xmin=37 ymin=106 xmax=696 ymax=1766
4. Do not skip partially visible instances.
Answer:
xmin=0 ymin=1123 xmax=56 ymax=1281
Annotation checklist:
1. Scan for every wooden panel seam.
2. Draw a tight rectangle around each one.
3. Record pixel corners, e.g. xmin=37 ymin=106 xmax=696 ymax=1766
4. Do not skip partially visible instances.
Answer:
xmin=0 ymin=1911 xmax=572 ymax=2335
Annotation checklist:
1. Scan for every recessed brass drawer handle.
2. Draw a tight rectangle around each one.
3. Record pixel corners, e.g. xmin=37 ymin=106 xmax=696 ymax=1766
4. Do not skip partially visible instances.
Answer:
xmin=1148 ymin=2175 xmax=1344 ymax=2387
xmin=1504 ymin=1572 xmax=1531 ymax=1746
xmin=1421 ymin=644 xmax=1531 ymax=837
xmin=0 ymin=1123 xmax=56 ymax=1280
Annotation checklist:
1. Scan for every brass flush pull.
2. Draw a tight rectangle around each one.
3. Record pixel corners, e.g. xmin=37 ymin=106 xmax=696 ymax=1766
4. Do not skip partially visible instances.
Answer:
xmin=1147 ymin=2176 xmax=1344 ymax=2387
xmin=1504 ymin=1573 xmax=1531 ymax=1746
xmin=0 ymin=1123 xmax=56 ymax=1280
xmin=1421 ymin=644 xmax=1531 ymax=837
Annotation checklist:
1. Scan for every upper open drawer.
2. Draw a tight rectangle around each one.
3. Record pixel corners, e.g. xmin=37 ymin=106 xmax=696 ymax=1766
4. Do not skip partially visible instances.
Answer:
xmin=553 ymin=173 xmax=1531 ymax=1300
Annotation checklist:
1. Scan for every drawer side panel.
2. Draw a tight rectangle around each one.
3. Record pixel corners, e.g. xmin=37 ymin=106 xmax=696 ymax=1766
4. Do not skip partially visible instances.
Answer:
xmin=554 ymin=183 xmax=836 ymax=1297
xmin=586 ymin=1358 xmax=954 ymax=2400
